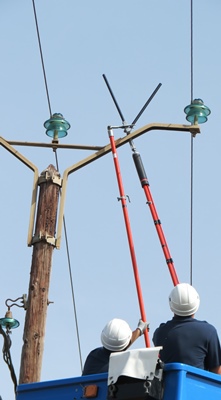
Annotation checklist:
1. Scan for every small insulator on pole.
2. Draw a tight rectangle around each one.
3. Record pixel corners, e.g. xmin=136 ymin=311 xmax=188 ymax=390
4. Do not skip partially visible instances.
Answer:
xmin=44 ymin=113 xmax=71 ymax=140
xmin=184 ymin=98 xmax=211 ymax=124
xmin=0 ymin=309 xmax=19 ymax=331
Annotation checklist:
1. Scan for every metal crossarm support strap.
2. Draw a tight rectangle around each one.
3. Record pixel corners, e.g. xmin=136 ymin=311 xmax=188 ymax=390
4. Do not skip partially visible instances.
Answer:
xmin=56 ymin=123 xmax=200 ymax=248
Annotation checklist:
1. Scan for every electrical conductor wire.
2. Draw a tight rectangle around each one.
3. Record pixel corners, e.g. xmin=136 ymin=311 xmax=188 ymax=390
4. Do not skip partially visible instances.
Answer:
xmin=190 ymin=0 xmax=194 ymax=285
xmin=32 ymin=0 xmax=52 ymax=117
xmin=32 ymin=1 xmax=83 ymax=371
xmin=54 ymin=153 xmax=83 ymax=373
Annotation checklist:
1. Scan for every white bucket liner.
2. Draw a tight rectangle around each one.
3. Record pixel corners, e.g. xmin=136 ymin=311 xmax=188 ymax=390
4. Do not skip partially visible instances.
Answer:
xmin=108 ymin=347 xmax=162 ymax=385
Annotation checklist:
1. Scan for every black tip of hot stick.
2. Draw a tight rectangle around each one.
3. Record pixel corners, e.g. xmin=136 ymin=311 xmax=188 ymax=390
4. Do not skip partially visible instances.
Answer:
xmin=132 ymin=83 xmax=162 ymax=126
xmin=102 ymin=73 xmax=126 ymax=123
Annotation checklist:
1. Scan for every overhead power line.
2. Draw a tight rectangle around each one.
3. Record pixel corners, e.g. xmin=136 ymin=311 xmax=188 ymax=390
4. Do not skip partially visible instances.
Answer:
xmin=32 ymin=0 xmax=83 ymax=371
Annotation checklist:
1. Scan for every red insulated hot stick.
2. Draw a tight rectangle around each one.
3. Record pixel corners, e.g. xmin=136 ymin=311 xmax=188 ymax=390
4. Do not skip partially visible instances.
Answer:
xmin=108 ymin=127 xmax=150 ymax=347
xmin=102 ymin=75 xmax=178 ymax=284
xmin=132 ymin=152 xmax=179 ymax=286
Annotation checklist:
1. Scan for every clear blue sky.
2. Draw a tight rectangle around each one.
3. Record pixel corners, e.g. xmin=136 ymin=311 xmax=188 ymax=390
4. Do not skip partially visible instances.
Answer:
xmin=0 ymin=1 xmax=221 ymax=399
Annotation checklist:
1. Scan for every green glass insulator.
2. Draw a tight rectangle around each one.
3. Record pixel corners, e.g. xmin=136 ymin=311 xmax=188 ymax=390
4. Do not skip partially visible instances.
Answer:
xmin=184 ymin=99 xmax=211 ymax=124
xmin=44 ymin=113 xmax=71 ymax=139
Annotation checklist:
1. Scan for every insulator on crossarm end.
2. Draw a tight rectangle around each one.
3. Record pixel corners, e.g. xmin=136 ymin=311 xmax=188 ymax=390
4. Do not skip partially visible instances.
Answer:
xmin=184 ymin=99 xmax=211 ymax=124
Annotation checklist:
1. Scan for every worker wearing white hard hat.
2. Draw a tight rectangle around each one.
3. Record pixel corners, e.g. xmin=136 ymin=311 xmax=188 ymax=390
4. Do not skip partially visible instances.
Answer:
xmin=153 ymin=283 xmax=221 ymax=374
xmin=82 ymin=318 xmax=149 ymax=375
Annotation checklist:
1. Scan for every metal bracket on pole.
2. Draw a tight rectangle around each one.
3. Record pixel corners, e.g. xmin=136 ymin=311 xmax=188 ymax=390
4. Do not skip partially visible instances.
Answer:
xmin=0 ymin=122 xmax=200 ymax=250
xmin=55 ymin=122 xmax=200 ymax=249
xmin=0 ymin=137 xmax=39 ymax=247
xmin=31 ymin=231 xmax=56 ymax=246
xmin=38 ymin=171 xmax=62 ymax=187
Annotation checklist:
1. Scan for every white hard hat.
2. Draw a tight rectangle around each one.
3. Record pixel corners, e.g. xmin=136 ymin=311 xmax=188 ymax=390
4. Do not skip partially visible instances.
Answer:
xmin=101 ymin=318 xmax=132 ymax=351
xmin=169 ymin=283 xmax=200 ymax=316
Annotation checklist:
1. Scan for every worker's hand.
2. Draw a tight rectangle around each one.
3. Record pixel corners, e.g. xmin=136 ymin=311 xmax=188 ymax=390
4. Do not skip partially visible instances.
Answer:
xmin=137 ymin=319 xmax=149 ymax=335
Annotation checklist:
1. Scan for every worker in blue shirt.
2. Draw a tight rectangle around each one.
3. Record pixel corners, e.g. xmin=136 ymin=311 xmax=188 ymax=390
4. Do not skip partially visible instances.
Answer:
xmin=82 ymin=318 xmax=148 ymax=375
xmin=153 ymin=283 xmax=221 ymax=374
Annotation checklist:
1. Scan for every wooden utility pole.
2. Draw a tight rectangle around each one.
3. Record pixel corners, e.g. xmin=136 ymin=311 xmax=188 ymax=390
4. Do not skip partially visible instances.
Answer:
xmin=19 ymin=164 xmax=61 ymax=384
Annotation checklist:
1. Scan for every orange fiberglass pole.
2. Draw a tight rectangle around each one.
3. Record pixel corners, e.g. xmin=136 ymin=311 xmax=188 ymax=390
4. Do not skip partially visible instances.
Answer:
xmin=108 ymin=126 xmax=150 ymax=347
